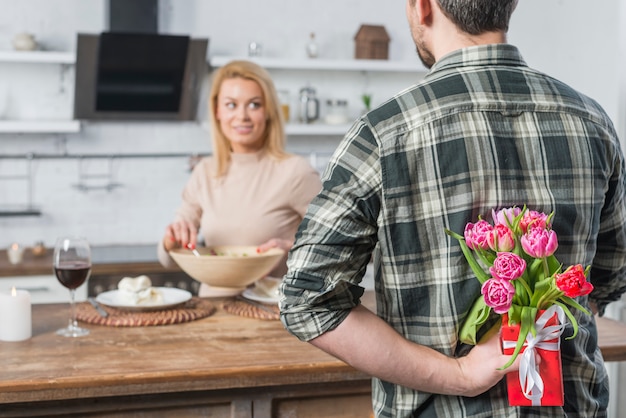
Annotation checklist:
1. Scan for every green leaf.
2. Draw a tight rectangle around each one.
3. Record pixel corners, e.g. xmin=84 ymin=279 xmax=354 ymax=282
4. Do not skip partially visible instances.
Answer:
xmin=513 ymin=279 xmax=530 ymax=306
xmin=459 ymin=297 xmax=491 ymax=345
xmin=527 ymin=258 xmax=545 ymax=284
xmin=557 ymin=295 xmax=591 ymax=315
xmin=507 ymin=303 xmax=523 ymax=325
xmin=530 ymin=276 xmax=553 ymax=306
xmin=546 ymin=255 xmax=561 ymax=276
xmin=445 ymin=229 xmax=490 ymax=283
xmin=555 ymin=297 xmax=592 ymax=340
xmin=500 ymin=306 xmax=537 ymax=370
xmin=553 ymin=300 xmax=579 ymax=339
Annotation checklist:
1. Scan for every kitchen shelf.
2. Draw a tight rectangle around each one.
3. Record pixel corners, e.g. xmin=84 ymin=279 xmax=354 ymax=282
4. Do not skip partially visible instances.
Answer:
xmin=0 ymin=51 xmax=78 ymax=134
xmin=0 ymin=206 xmax=41 ymax=217
xmin=209 ymin=55 xmax=427 ymax=73
xmin=0 ymin=120 xmax=81 ymax=133
xmin=0 ymin=50 xmax=75 ymax=64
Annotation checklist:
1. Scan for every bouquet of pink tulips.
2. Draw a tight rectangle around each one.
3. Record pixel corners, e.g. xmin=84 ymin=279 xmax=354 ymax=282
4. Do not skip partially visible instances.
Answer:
xmin=446 ymin=206 xmax=593 ymax=369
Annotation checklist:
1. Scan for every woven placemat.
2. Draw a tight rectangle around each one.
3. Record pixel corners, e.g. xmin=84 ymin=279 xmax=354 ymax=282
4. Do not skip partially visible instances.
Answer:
xmin=76 ymin=297 xmax=216 ymax=327
xmin=222 ymin=299 xmax=279 ymax=321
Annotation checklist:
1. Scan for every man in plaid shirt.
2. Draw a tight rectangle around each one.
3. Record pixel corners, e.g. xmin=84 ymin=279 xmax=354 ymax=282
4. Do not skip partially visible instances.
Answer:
xmin=280 ymin=0 xmax=626 ymax=416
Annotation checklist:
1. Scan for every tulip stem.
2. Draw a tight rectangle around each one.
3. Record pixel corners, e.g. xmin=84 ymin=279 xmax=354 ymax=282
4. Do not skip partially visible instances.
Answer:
xmin=542 ymin=257 xmax=550 ymax=279
xmin=517 ymin=277 xmax=533 ymax=304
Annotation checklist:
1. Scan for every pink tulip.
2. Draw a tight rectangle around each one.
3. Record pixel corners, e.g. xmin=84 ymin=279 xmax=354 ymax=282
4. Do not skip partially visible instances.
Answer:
xmin=481 ymin=278 xmax=515 ymax=314
xmin=520 ymin=228 xmax=558 ymax=258
xmin=487 ymin=224 xmax=515 ymax=252
xmin=520 ymin=210 xmax=550 ymax=233
xmin=489 ymin=252 xmax=526 ymax=281
xmin=464 ymin=220 xmax=492 ymax=250
xmin=492 ymin=207 xmax=521 ymax=227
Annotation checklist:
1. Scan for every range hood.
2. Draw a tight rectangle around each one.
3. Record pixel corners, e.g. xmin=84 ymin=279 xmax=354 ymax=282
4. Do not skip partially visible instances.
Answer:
xmin=73 ymin=0 xmax=208 ymax=121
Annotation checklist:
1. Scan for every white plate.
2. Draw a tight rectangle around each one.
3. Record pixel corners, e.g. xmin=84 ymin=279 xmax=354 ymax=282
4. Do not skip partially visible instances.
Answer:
xmin=242 ymin=287 xmax=280 ymax=305
xmin=96 ymin=287 xmax=192 ymax=311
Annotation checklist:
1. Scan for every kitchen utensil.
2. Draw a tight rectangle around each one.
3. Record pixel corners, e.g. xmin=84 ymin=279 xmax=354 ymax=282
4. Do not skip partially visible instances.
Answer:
xmin=88 ymin=297 xmax=108 ymax=317
xmin=298 ymin=86 xmax=320 ymax=124
xmin=168 ymin=245 xmax=284 ymax=291
xmin=187 ymin=243 xmax=201 ymax=257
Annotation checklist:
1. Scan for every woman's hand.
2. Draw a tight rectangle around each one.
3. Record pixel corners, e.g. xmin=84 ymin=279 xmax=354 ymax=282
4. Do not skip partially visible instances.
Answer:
xmin=163 ymin=220 xmax=198 ymax=252
xmin=256 ymin=238 xmax=293 ymax=254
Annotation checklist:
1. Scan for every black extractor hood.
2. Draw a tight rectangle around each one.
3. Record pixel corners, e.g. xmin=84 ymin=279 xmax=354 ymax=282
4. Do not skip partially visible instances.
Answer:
xmin=74 ymin=0 xmax=208 ymax=121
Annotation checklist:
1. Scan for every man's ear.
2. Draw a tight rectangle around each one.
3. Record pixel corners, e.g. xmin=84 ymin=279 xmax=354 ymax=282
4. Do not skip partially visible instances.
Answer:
xmin=414 ymin=0 xmax=433 ymax=25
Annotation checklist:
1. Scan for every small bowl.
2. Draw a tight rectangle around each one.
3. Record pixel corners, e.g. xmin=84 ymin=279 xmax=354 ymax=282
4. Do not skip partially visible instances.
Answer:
xmin=169 ymin=245 xmax=284 ymax=291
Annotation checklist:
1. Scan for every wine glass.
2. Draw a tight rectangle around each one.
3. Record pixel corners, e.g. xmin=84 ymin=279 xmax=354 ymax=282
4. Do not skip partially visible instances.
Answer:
xmin=53 ymin=236 xmax=92 ymax=337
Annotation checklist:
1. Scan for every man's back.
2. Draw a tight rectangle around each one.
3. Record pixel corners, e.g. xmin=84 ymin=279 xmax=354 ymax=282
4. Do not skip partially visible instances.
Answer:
xmin=284 ymin=44 xmax=626 ymax=416
xmin=369 ymin=44 xmax=623 ymax=416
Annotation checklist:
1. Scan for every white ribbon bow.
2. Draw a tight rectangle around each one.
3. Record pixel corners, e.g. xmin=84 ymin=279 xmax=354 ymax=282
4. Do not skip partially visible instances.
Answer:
xmin=502 ymin=305 xmax=566 ymax=406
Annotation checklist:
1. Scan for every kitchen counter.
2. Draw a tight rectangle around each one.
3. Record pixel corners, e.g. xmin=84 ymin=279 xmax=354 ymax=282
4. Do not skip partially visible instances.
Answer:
xmin=0 ymin=245 xmax=200 ymax=301
xmin=0 ymin=291 xmax=625 ymax=418
xmin=0 ymin=244 xmax=177 ymax=277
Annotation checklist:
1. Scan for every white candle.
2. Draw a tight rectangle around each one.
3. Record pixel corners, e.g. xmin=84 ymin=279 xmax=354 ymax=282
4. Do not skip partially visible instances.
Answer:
xmin=7 ymin=243 xmax=24 ymax=265
xmin=0 ymin=287 xmax=32 ymax=342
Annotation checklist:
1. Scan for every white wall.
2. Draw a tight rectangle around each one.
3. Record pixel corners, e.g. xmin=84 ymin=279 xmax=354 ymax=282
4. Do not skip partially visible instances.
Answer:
xmin=509 ymin=0 xmax=622 ymax=132
xmin=0 ymin=0 xmax=623 ymax=250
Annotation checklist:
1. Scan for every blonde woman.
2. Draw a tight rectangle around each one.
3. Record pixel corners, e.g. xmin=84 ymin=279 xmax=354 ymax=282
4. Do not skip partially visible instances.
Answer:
xmin=158 ymin=60 xmax=321 ymax=296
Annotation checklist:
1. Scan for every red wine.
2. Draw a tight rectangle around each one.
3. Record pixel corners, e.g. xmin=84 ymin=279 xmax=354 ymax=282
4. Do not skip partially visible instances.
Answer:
xmin=54 ymin=263 xmax=91 ymax=289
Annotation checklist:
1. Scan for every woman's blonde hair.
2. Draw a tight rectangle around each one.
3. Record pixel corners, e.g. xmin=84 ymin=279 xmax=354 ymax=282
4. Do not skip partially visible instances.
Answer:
xmin=208 ymin=60 xmax=287 ymax=176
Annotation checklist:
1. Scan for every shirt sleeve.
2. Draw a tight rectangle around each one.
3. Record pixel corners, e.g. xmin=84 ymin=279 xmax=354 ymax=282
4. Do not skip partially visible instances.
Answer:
xmin=280 ymin=122 xmax=381 ymax=341
xmin=589 ymin=134 xmax=626 ymax=315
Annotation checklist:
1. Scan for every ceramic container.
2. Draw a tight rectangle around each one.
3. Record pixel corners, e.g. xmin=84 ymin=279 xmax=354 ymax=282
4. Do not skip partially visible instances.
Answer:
xmin=12 ymin=33 xmax=37 ymax=51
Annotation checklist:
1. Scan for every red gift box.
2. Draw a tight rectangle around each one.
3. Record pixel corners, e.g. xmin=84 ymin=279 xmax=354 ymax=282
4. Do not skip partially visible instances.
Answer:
xmin=500 ymin=307 xmax=565 ymax=406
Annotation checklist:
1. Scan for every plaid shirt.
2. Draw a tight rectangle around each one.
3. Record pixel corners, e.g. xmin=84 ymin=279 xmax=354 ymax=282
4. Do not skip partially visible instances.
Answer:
xmin=280 ymin=44 xmax=626 ymax=417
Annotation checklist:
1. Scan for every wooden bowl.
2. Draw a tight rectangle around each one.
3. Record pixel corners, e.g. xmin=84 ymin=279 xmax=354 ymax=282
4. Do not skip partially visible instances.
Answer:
xmin=169 ymin=246 xmax=284 ymax=291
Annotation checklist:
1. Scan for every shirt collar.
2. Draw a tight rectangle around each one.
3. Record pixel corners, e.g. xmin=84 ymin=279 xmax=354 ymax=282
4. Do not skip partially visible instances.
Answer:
xmin=428 ymin=44 xmax=528 ymax=76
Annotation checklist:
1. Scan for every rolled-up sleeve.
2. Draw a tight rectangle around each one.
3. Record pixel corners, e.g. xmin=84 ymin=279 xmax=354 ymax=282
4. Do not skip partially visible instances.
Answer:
xmin=280 ymin=122 xmax=381 ymax=341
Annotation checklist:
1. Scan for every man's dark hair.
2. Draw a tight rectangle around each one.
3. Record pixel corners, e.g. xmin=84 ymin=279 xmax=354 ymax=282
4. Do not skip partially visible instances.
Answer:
xmin=437 ymin=0 xmax=518 ymax=34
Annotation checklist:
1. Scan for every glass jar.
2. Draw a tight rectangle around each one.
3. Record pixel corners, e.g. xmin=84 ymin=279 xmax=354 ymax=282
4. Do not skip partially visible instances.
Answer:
xmin=298 ymin=86 xmax=320 ymax=124
xmin=278 ymin=90 xmax=290 ymax=122
xmin=324 ymin=99 xmax=349 ymax=125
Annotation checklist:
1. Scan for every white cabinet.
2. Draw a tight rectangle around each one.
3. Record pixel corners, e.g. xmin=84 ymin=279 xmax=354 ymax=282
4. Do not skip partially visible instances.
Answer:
xmin=0 ymin=275 xmax=87 ymax=304
xmin=209 ymin=56 xmax=428 ymax=136
xmin=0 ymin=50 xmax=80 ymax=134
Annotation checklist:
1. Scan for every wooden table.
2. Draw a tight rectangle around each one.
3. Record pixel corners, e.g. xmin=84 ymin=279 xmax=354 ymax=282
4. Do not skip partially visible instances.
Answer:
xmin=0 ymin=299 xmax=373 ymax=418
xmin=0 ymin=295 xmax=624 ymax=418
xmin=596 ymin=315 xmax=626 ymax=362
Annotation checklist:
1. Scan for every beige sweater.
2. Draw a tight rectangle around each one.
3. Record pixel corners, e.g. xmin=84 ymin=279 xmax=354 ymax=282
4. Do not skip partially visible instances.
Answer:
xmin=158 ymin=150 xmax=322 ymax=284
